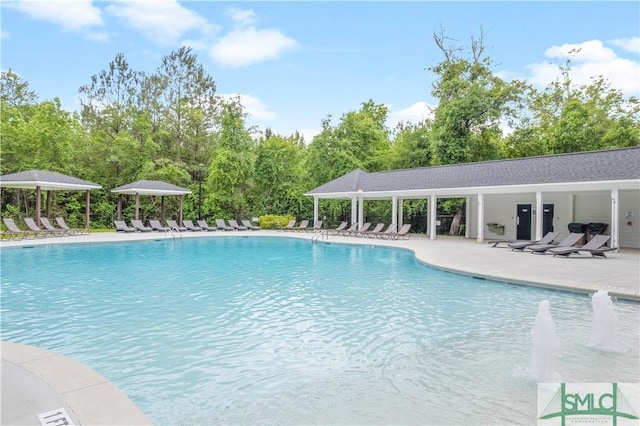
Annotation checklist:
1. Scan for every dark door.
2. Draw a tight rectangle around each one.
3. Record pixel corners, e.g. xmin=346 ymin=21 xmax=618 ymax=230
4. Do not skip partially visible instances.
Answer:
xmin=517 ymin=204 xmax=532 ymax=240
xmin=542 ymin=204 xmax=554 ymax=235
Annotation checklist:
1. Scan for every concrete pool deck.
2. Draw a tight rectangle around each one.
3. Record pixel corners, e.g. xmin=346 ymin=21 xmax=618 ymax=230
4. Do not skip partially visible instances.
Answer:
xmin=1 ymin=229 xmax=639 ymax=424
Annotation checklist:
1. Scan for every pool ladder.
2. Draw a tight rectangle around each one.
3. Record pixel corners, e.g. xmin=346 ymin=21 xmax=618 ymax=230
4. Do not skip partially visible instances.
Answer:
xmin=311 ymin=229 xmax=329 ymax=243
xmin=166 ymin=227 xmax=183 ymax=239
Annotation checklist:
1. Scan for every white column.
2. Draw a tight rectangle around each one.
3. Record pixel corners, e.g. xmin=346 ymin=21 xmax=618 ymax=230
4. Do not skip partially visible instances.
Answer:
xmin=567 ymin=194 xmax=574 ymax=223
xmin=477 ymin=193 xmax=484 ymax=243
xmin=398 ymin=198 xmax=403 ymax=227
xmin=429 ymin=194 xmax=437 ymax=240
xmin=465 ymin=196 xmax=471 ymax=239
xmin=313 ymin=196 xmax=319 ymax=224
xmin=535 ymin=191 xmax=543 ymax=241
xmin=611 ymin=189 xmax=619 ymax=250
xmin=391 ymin=196 xmax=398 ymax=227
xmin=351 ymin=197 xmax=358 ymax=225
xmin=358 ymin=194 xmax=364 ymax=228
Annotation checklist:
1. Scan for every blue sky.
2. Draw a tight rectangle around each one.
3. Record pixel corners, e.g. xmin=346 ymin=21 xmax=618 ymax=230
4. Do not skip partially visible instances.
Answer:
xmin=2 ymin=1 xmax=639 ymax=142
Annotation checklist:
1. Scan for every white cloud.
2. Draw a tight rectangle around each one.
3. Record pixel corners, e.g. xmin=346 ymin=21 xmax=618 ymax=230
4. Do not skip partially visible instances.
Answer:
xmin=5 ymin=0 xmax=102 ymax=32
xmin=388 ymin=101 xmax=435 ymax=128
xmin=526 ymin=39 xmax=640 ymax=98
xmin=106 ymin=0 xmax=217 ymax=46
xmin=612 ymin=37 xmax=640 ymax=54
xmin=210 ymin=27 xmax=298 ymax=67
xmin=227 ymin=8 xmax=257 ymax=28
xmin=221 ymin=93 xmax=276 ymax=120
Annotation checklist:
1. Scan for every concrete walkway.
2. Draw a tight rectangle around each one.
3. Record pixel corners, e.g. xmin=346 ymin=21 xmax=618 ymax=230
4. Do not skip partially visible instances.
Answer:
xmin=1 ymin=230 xmax=638 ymax=424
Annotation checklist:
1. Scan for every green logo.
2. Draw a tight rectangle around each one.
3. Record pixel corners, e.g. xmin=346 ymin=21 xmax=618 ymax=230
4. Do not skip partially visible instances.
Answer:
xmin=539 ymin=383 xmax=638 ymax=426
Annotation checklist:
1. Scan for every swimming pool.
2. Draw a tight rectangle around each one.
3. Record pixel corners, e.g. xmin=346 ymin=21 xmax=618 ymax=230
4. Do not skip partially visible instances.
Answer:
xmin=1 ymin=237 xmax=638 ymax=424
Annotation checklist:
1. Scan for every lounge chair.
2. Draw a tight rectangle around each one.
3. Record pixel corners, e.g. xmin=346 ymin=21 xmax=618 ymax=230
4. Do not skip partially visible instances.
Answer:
xmin=377 ymin=223 xmax=397 ymax=239
xmin=329 ymin=221 xmax=348 ymax=234
xmin=348 ymin=222 xmax=370 ymax=237
xmin=40 ymin=217 xmax=67 ymax=236
xmin=391 ymin=223 xmax=412 ymax=240
xmin=360 ymin=223 xmax=385 ymax=238
xmin=215 ymin=219 xmax=234 ymax=231
xmin=131 ymin=219 xmax=153 ymax=232
xmin=228 ymin=219 xmax=247 ymax=231
xmin=336 ymin=223 xmax=358 ymax=236
xmin=24 ymin=217 xmax=56 ymax=238
xmin=311 ymin=220 xmax=323 ymax=232
xmin=56 ymin=217 xmax=88 ymax=235
xmin=183 ymin=220 xmax=203 ymax=231
xmin=242 ymin=220 xmax=261 ymax=230
xmin=526 ymin=232 xmax=585 ymax=254
xmin=197 ymin=220 xmax=217 ymax=231
xmin=114 ymin=220 xmax=136 ymax=233
xmin=149 ymin=220 xmax=169 ymax=232
xmin=509 ymin=232 xmax=559 ymax=251
xmin=1 ymin=218 xmax=29 ymax=240
xmin=279 ymin=219 xmax=296 ymax=231
xmin=293 ymin=220 xmax=309 ymax=232
xmin=550 ymin=235 xmax=615 ymax=258
xmin=166 ymin=219 xmax=188 ymax=232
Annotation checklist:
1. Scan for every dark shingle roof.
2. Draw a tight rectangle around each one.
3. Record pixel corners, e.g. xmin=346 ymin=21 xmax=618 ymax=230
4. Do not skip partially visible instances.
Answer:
xmin=111 ymin=180 xmax=191 ymax=195
xmin=0 ymin=170 xmax=102 ymax=190
xmin=307 ymin=147 xmax=640 ymax=195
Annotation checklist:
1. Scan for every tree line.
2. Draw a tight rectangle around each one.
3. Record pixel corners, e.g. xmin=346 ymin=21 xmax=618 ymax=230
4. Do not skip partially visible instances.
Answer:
xmin=1 ymin=33 xmax=638 ymax=230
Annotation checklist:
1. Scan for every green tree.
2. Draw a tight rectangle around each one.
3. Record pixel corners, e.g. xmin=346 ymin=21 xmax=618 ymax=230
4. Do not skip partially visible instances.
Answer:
xmin=389 ymin=120 xmax=434 ymax=169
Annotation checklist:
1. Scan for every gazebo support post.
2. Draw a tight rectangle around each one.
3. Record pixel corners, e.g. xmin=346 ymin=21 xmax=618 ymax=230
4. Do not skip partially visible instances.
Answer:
xmin=135 ymin=193 xmax=140 ymax=220
xmin=45 ymin=190 xmax=54 ymax=225
xmin=160 ymin=196 xmax=165 ymax=223
xmin=117 ymin=195 xmax=122 ymax=221
xmin=35 ymin=186 xmax=42 ymax=226
xmin=179 ymin=195 xmax=184 ymax=225
xmin=85 ymin=190 xmax=91 ymax=229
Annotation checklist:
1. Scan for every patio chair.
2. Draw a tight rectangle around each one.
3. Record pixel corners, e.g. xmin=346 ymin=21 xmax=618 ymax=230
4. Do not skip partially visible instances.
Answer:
xmin=197 ymin=220 xmax=218 ymax=231
xmin=293 ymin=220 xmax=309 ymax=232
xmin=166 ymin=219 xmax=188 ymax=232
xmin=526 ymin=232 xmax=585 ymax=254
xmin=242 ymin=220 xmax=261 ymax=230
xmin=1 ymin=218 xmax=29 ymax=240
xmin=40 ymin=217 xmax=67 ymax=236
xmin=336 ymin=223 xmax=358 ymax=236
xmin=550 ymin=235 xmax=616 ymax=258
xmin=228 ymin=219 xmax=247 ymax=231
xmin=183 ymin=220 xmax=203 ymax=231
xmin=215 ymin=219 xmax=234 ymax=231
xmin=311 ymin=220 xmax=323 ymax=232
xmin=329 ymin=221 xmax=348 ymax=235
xmin=509 ymin=232 xmax=559 ymax=251
xmin=347 ymin=222 xmax=370 ymax=237
xmin=56 ymin=217 xmax=89 ymax=235
xmin=360 ymin=223 xmax=385 ymax=238
xmin=279 ymin=219 xmax=296 ymax=231
xmin=376 ymin=223 xmax=397 ymax=239
xmin=114 ymin=220 xmax=136 ymax=233
xmin=131 ymin=219 xmax=153 ymax=232
xmin=391 ymin=223 xmax=412 ymax=240
xmin=149 ymin=220 xmax=170 ymax=232
xmin=24 ymin=217 xmax=56 ymax=238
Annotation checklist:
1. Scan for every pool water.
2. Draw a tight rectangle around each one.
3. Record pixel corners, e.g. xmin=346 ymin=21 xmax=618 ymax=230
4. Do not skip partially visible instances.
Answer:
xmin=1 ymin=237 xmax=638 ymax=425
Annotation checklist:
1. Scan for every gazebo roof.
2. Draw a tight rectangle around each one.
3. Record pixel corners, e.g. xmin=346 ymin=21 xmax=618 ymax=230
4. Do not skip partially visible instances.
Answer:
xmin=111 ymin=180 xmax=192 ymax=196
xmin=0 ymin=170 xmax=102 ymax=191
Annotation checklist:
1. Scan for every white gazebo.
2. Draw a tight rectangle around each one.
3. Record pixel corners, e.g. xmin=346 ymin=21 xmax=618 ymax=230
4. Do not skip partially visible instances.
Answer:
xmin=0 ymin=170 xmax=102 ymax=227
xmin=111 ymin=180 xmax=192 ymax=224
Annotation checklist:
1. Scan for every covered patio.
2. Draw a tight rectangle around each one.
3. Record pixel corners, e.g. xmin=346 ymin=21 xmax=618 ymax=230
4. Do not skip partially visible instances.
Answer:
xmin=111 ymin=180 xmax=192 ymax=224
xmin=0 ymin=170 xmax=102 ymax=228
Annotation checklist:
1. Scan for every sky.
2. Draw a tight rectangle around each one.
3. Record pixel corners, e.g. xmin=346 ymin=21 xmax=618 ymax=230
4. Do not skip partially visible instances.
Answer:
xmin=1 ymin=1 xmax=639 ymax=143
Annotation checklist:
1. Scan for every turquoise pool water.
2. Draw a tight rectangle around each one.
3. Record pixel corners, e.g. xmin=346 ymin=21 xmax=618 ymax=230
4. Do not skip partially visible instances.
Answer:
xmin=1 ymin=237 xmax=638 ymax=424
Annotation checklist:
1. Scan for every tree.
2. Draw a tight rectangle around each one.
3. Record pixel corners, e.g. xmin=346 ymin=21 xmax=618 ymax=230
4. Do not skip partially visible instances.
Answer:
xmin=429 ymin=28 xmax=525 ymax=165
xmin=389 ymin=120 xmax=434 ymax=169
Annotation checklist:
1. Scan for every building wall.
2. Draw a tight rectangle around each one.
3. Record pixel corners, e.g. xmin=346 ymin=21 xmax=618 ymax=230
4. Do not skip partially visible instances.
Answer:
xmin=466 ymin=189 xmax=640 ymax=248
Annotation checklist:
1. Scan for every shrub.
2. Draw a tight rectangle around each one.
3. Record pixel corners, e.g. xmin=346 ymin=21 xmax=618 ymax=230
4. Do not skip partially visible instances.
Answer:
xmin=258 ymin=214 xmax=295 ymax=229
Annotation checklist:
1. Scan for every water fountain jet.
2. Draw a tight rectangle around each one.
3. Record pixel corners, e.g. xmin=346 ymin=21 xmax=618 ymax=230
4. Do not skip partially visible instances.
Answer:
xmin=591 ymin=289 xmax=618 ymax=350
xmin=530 ymin=300 xmax=557 ymax=382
